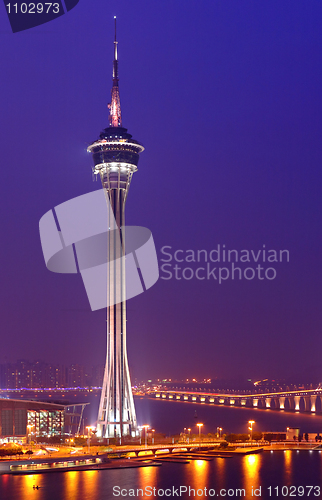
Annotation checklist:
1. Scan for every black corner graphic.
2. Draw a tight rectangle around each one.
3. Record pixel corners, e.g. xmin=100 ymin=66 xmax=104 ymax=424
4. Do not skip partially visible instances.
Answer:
xmin=3 ymin=0 xmax=80 ymax=33
xmin=64 ymin=0 xmax=79 ymax=12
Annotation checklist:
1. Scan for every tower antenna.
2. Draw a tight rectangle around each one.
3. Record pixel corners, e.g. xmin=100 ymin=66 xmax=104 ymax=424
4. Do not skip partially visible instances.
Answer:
xmin=109 ymin=16 xmax=122 ymax=127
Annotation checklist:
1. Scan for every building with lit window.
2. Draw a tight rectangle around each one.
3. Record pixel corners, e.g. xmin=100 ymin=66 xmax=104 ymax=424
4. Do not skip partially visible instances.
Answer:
xmin=0 ymin=398 xmax=64 ymax=443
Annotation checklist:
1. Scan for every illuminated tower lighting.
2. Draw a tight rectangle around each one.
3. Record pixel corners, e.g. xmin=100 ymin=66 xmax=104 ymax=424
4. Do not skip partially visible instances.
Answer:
xmin=87 ymin=18 xmax=144 ymax=439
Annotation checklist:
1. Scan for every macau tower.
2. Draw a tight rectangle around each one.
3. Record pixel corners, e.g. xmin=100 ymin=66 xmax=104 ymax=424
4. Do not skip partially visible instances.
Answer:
xmin=87 ymin=19 xmax=144 ymax=440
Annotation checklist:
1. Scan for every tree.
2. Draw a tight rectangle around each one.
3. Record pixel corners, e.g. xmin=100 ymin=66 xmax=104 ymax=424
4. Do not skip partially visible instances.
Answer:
xmin=225 ymin=434 xmax=239 ymax=443
xmin=304 ymin=433 xmax=309 ymax=442
xmin=0 ymin=447 xmax=22 ymax=457
xmin=225 ymin=433 xmax=249 ymax=443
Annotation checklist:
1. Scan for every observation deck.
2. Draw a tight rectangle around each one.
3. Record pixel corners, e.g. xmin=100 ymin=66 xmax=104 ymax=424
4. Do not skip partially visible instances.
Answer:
xmin=87 ymin=126 xmax=144 ymax=176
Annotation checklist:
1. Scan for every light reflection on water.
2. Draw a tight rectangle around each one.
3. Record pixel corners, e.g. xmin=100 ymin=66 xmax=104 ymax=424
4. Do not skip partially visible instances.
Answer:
xmin=0 ymin=452 xmax=322 ymax=500
xmin=64 ymin=470 xmax=79 ymax=500
xmin=213 ymin=457 xmax=226 ymax=491
xmin=242 ymin=454 xmax=261 ymax=494
xmin=138 ymin=464 xmax=158 ymax=494
xmin=11 ymin=474 xmax=44 ymax=500
xmin=189 ymin=459 xmax=209 ymax=493
xmin=283 ymin=449 xmax=292 ymax=484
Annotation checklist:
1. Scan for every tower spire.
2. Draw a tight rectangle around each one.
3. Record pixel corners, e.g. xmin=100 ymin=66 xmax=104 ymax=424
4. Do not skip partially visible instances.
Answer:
xmin=109 ymin=16 xmax=122 ymax=127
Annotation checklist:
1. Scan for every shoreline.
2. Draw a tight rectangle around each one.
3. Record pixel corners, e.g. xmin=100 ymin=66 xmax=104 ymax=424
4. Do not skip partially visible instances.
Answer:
xmin=0 ymin=444 xmax=321 ymax=475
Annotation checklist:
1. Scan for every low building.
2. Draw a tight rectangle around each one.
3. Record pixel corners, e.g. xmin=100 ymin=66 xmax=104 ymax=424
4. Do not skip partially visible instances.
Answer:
xmin=0 ymin=398 xmax=64 ymax=443
xmin=286 ymin=427 xmax=300 ymax=441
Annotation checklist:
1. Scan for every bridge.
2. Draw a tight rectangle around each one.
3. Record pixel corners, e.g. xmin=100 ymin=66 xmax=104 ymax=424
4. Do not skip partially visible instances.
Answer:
xmin=108 ymin=443 xmax=226 ymax=457
xmin=150 ymin=388 xmax=322 ymax=413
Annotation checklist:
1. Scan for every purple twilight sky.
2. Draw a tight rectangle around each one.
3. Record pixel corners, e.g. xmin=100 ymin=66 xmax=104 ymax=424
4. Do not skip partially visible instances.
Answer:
xmin=0 ymin=0 xmax=322 ymax=383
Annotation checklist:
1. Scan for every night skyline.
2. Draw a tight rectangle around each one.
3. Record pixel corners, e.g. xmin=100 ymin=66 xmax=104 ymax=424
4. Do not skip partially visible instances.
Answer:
xmin=0 ymin=1 xmax=322 ymax=384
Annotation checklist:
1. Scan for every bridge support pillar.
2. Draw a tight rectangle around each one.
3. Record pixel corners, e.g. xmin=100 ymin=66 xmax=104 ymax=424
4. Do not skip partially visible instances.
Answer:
xmin=252 ymin=399 xmax=258 ymax=407
xmin=287 ymin=397 xmax=294 ymax=410
xmin=311 ymin=395 xmax=317 ymax=412
xmin=265 ymin=398 xmax=271 ymax=408
xmin=294 ymin=396 xmax=300 ymax=411
xmin=279 ymin=397 xmax=285 ymax=409
xmin=241 ymin=400 xmax=246 ymax=406
xmin=304 ymin=397 xmax=311 ymax=411
xmin=229 ymin=399 xmax=235 ymax=405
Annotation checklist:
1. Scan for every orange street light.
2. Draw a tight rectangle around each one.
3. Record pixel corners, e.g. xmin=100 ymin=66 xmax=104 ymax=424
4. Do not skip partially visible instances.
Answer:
xmin=142 ymin=425 xmax=149 ymax=448
xmin=197 ymin=423 xmax=203 ymax=450
xmin=27 ymin=425 xmax=32 ymax=446
xmin=86 ymin=426 xmax=94 ymax=453
xmin=248 ymin=420 xmax=255 ymax=444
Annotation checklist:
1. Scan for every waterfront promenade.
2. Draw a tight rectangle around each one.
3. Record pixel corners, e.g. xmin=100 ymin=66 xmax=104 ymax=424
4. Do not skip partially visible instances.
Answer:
xmin=0 ymin=439 xmax=321 ymax=475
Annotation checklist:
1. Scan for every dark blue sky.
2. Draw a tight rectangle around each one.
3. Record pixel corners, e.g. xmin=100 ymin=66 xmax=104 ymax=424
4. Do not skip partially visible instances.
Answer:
xmin=0 ymin=1 xmax=321 ymax=382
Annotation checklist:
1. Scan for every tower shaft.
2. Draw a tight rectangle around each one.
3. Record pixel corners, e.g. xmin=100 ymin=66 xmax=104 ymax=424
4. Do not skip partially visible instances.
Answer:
xmin=97 ymin=182 xmax=136 ymax=439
